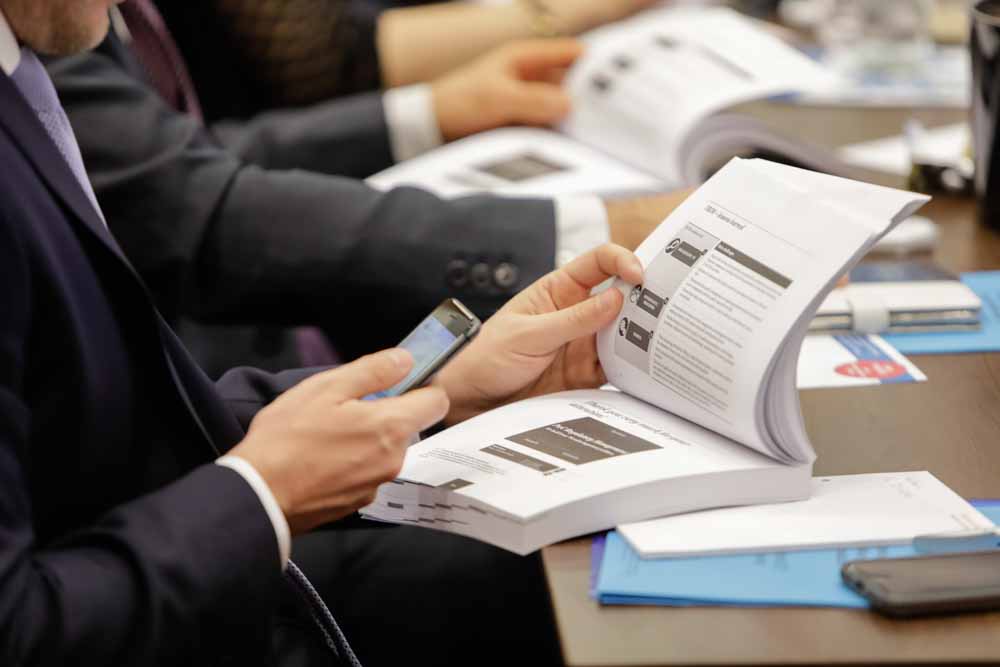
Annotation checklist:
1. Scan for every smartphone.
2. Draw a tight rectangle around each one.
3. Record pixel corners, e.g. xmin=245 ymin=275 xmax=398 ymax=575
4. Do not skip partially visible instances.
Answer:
xmin=368 ymin=298 xmax=481 ymax=399
xmin=842 ymin=550 xmax=1000 ymax=618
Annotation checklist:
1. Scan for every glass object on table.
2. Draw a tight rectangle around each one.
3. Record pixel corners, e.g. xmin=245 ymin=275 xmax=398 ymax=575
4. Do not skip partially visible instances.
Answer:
xmin=816 ymin=0 xmax=935 ymax=76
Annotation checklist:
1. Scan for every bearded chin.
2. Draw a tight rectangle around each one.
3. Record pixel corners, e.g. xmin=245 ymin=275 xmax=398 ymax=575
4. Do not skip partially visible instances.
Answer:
xmin=41 ymin=11 xmax=110 ymax=55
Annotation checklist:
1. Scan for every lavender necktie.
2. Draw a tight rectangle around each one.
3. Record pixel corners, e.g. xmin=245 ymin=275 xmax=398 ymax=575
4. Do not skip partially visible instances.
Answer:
xmin=9 ymin=49 xmax=106 ymax=225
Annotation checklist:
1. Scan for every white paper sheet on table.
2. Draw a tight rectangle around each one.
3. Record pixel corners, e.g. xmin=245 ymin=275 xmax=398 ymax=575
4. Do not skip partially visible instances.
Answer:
xmin=837 ymin=123 xmax=969 ymax=177
xmin=618 ymin=471 xmax=994 ymax=558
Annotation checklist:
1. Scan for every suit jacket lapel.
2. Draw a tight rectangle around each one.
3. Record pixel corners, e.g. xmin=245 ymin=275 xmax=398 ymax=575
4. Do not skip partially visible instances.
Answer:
xmin=0 ymin=72 xmax=140 ymax=274
xmin=0 ymin=72 xmax=231 ymax=458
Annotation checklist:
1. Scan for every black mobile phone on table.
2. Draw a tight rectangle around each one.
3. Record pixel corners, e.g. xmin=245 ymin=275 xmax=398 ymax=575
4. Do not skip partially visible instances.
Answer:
xmin=842 ymin=550 xmax=1000 ymax=618
xmin=368 ymin=298 xmax=481 ymax=399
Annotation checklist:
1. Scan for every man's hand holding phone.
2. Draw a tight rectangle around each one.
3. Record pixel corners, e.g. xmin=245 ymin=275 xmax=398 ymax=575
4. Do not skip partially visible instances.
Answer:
xmin=230 ymin=244 xmax=643 ymax=536
xmin=228 ymin=349 xmax=449 ymax=535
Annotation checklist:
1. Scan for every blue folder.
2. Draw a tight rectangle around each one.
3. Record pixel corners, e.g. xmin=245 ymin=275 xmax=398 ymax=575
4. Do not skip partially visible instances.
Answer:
xmin=593 ymin=500 xmax=1000 ymax=608
xmin=882 ymin=272 xmax=1000 ymax=355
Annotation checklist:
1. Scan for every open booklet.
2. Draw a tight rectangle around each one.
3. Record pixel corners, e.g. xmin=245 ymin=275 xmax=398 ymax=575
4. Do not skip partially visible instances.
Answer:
xmin=368 ymin=7 xmax=846 ymax=198
xmin=361 ymin=158 xmax=929 ymax=555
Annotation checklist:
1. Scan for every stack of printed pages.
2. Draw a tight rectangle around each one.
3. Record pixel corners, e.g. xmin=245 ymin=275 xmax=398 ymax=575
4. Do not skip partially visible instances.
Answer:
xmin=362 ymin=158 xmax=929 ymax=554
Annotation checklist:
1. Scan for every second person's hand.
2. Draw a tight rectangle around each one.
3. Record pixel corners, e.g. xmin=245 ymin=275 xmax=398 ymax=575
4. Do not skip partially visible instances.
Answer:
xmin=431 ymin=39 xmax=584 ymax=142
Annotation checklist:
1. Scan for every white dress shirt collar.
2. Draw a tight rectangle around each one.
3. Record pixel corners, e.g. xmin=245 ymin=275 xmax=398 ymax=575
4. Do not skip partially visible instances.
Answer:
xmin=0 ymin=9 xmax=21 ymax=76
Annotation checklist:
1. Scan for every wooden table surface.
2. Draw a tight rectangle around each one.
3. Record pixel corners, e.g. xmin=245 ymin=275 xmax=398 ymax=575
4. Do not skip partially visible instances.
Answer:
xmin=542 ymin=196 xmax=1000 ymax=666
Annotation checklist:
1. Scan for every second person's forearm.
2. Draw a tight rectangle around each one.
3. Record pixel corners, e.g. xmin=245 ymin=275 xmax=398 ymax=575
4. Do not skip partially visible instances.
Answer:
xmin=378 ymin=2 xmax=565 ymax=86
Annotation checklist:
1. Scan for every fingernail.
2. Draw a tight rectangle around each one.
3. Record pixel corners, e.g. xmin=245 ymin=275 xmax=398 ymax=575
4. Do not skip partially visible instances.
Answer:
xmin=437 ymin=393 xmax=451 ymax=420
xmin=629 ymin=257 xmax=644 ymax=279
xmin=390 ymin=348 xmax=411 ymax=369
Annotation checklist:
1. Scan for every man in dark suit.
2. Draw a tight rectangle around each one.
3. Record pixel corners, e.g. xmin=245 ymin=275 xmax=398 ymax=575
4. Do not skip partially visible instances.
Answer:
xmin=47 ymin=2 xmax=681 ymax=375
xmin=0 ymin=1 xmax=645 ymax=664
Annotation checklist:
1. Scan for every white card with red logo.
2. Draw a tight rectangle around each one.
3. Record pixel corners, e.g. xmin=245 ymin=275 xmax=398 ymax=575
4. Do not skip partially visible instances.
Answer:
xmin=797 ymin=334 xmax=925 ymax=389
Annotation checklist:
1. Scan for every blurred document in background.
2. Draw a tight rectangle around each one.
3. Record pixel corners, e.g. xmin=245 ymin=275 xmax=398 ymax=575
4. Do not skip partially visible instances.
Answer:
xmin=370 ymin=7 xmax=855 ymax=196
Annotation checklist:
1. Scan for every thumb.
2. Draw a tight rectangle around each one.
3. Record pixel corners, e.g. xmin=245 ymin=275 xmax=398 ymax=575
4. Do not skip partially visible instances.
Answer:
xmin=522 ymin=287 xmax=624 ymax=355
xmin=503 ymin=81 xmax=572 ymax=126
xmin=292 ymin=348 xmax=414 ymax=405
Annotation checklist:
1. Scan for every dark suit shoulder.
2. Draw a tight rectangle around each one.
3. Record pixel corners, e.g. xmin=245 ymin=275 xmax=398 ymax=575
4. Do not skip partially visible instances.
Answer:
xmin=0 ymin=96 xmax=285 ymax=667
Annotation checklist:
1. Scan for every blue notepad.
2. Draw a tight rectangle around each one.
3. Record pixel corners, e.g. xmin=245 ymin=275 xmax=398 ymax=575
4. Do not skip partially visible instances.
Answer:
xmin=593 ymin=501 xmax=1000 ymax=608
xmin=883 ymin=272 xmax=1000 ymax=355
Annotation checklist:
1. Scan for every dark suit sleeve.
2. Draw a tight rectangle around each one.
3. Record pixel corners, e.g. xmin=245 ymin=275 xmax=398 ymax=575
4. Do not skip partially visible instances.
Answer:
xmin=210 ymin=91 xmax=395 ymax=179
xmin=0 ymin=211 xmax=282 ymax=666
xmin=48 ymin=49 xmax=557 ymax=355
xmin=216 ymin=366 xmax=327 ymax=430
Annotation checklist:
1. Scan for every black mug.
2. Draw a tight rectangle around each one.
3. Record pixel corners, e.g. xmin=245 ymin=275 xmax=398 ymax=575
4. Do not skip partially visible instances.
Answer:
xmin=972 ymin=1 xmax=1000 ymax=230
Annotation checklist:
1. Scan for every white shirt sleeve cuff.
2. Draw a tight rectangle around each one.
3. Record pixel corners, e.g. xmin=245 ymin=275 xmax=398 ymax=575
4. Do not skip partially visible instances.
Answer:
xmin=216 ymin=456 xmax=291 ymax=570
xmin=383 ymin=84 xmax=444 ymax=163
xmin=553 ymin=196 xmax=610 ymax=268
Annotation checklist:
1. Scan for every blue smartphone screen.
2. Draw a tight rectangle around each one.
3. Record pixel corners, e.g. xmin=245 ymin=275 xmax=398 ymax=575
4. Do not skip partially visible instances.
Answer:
xmin=370 ymin=315 xmax=460 ymax=399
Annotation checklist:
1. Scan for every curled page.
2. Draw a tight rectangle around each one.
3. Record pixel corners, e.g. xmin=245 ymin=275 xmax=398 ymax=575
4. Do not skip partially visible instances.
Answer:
xmin=597 ymin=158 xmax=928 ymax=462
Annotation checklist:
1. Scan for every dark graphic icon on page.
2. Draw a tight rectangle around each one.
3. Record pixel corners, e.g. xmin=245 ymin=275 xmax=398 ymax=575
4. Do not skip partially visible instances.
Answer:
xmin=591 ymin=74 xmax=612 ymax=93
xmin=636 ymin=288 xmax=666 ymax=318
xmin=621 ymin=319 xmax=652 ymax=352
xmin=670 ymin=241 xmax=704 ymax=267
xmin=628 ymin=285 xmax=643 ymax=304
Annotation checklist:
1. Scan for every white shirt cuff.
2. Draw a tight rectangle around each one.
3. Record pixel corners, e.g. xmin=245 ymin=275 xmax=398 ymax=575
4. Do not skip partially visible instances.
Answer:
xmin=216 ymin=456 xmax=291 ymax=570
xmin=553 ymin=196 xmax=610 ymax=268
xmin=383 ymin=84 xmax=444 ymax=163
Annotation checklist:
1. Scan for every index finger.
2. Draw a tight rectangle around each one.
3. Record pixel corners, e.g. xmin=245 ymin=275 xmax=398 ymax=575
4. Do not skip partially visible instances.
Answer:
xmin=562 ymin=244 xmax=644 ymax=291
xmin=282 ymin=349 xmax=413 ymax=406
xmin=362 ymin=385 xmax=451 ymax=438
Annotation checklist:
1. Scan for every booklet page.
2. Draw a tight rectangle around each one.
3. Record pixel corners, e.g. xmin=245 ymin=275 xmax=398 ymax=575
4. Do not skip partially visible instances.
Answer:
xmin=748 ymin=159 xmax=929 ymax=231
xmin=597 ymin=158 xmax=883 ymax=459
xmin=366 ymin=127 xmax=662 ymax=198
xmin=562 ymin=7 xmax=836 ymax=185
xmin=382 ymin=389 xmax=799 ymax=522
